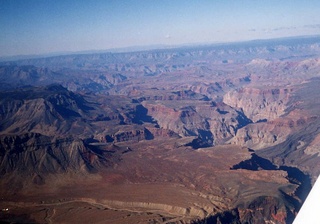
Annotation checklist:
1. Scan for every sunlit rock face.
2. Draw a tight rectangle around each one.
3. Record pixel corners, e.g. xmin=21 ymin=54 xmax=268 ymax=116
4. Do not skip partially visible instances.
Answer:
xmin=223 ymin=87 xmax=292 ymax=122
xmin=142 ymin=100 xmax=251 ymax=145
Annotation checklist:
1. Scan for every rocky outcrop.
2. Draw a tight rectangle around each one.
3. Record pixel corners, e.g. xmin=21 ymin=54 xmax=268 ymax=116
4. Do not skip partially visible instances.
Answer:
xmin=142 ymin=101 xmax=251 ymax=145
xmin=229 ymin=107 xmax=318 ymax=150
xmin=223 ymin=87 xmax=292 ymax=122
xmin=225 ymin=153 xmax=311 ymax=224
xmin=110 ymin=126 xmax=180 ymax=143
xmin=0 ymin=85 xmax=147 ymax=138
xmin=237 ymin=196 xmax=293 ymax=224
xmin=146 ymin=126 xmax=180 ymax=139
xmin=131 ymin=89 xmax=209 ymax=102
xmin=188 ymin=76 xmax=251 ymax=99
xmin=229 ymin=109 xmax=315 ymax=150
xmin=0 ymin=85 xmax=94 ymax=135
xmin=0 ymin=133 xmax=107 ymax=176
xmin=229 ymin=122 xmax=282 ymax=150
xmin=197 ymin=195 xmax=293 ymax=224
xmin=304 ymin=133 xmax=320 ymax=156
xmin=112 ymin=127 xmax=153 ymax=142
xmin=0 ymin=65 xmax=61 ymax=89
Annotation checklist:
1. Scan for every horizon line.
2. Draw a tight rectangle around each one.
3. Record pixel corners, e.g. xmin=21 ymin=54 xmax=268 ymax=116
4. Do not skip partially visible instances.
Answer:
xmin=1 ymin=34 xmax=320 ymax=62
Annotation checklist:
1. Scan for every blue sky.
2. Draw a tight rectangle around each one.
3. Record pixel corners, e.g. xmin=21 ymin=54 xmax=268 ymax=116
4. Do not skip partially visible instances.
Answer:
xmin=1 ymin=0 xmax=320 ymax=57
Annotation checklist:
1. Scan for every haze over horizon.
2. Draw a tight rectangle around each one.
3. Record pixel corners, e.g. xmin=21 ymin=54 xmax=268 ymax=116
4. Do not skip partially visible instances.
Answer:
xmin=1 ymin=0 xmax=320 ymax=57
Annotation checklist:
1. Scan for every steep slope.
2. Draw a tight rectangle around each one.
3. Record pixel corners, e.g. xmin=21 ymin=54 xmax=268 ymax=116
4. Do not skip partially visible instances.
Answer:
xmin=256 ymin=78 xmax=320 ymax=181
xmin=223 ymin=87 xmax=292 ymax=122
xmin=0 ymin=84 xmax=95 ymax=136
xmin=0 ymin=84 xmax=156 ymax=139
xmin=229 ymin=110 xmax=312 ymax=150
xmin=0 ymin=132 xmax=130 ymax=194
xmin=142 ymin=100 xmax=252 ymax=146
xmin=0 ymin=65 xmax=62 ymax=89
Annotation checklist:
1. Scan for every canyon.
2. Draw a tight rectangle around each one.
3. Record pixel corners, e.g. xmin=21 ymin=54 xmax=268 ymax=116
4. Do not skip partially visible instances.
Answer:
xmin=1 ymin=36 xmax=320 ymax=223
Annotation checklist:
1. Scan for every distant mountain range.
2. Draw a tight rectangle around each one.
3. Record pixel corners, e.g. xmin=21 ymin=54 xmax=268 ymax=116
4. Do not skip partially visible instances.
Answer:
xmin=1 ymin=35 xmax=319 ymax=62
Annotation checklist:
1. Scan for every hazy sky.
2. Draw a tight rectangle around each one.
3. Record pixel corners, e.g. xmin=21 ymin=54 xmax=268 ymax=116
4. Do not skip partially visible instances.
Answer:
xmin=1 ymin=0 xmax=320 ymax=57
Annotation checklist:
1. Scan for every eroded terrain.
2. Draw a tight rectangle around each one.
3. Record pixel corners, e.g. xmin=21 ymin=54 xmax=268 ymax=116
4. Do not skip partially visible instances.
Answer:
xmin=1 ymin=36 xmax=320 ymax=223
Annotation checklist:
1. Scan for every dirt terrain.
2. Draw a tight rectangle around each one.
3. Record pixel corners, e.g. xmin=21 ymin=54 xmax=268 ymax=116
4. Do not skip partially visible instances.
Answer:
xmin=0 ymin=141 xmax=297 ymax=223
